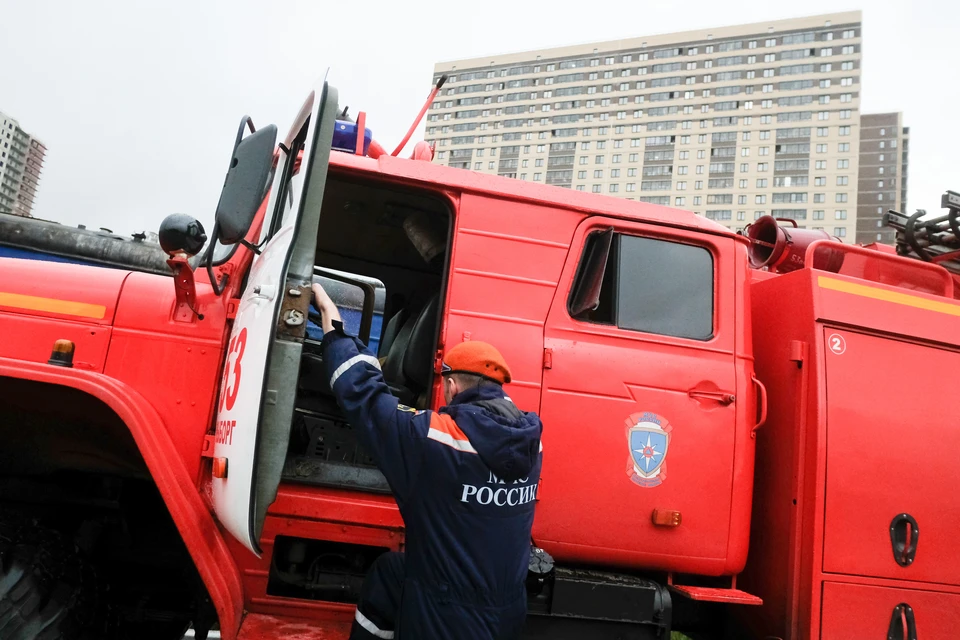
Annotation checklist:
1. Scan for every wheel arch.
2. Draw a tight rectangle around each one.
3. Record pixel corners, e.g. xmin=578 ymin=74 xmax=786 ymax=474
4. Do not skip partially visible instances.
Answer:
xmin=0 ymin=357 xmax=244 ymax=640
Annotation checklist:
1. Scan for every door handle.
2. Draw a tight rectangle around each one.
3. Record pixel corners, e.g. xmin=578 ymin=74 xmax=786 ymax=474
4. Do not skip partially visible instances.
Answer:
xmin=890 ymin=513 xmax=919 ymax=567
xmin=687 ymin=390 xmax=735 ymax=405
xmin=751 ymin=376 xmax=768 ymax=438
xmin=887 ymin=603 xmax=917 ymax=640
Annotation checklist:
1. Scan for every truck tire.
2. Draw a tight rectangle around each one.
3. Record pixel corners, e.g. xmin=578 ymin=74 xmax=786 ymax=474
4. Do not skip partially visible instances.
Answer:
xmin=0 ymin=515 xmax=102 ymax=640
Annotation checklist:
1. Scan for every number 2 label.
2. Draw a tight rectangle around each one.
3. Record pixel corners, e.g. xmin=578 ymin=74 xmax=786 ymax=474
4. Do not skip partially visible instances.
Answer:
xmin=828 ymin=333 xmax=846 ymax=355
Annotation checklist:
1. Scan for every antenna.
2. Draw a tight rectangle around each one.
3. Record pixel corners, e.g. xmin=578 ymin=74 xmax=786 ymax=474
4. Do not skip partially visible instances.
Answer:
xmin=391 ymin=74 xmax=448 ymax=157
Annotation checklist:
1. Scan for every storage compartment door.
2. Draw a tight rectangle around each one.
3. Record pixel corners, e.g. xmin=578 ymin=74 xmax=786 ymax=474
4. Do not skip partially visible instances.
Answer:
xmin=821 ymin=581 xmax=960 ymax=639
xmin=822 ymin=329 xmax=960 ymax=586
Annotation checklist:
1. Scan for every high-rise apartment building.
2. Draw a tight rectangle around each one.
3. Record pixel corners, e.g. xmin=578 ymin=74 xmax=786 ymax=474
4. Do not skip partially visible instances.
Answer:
xmin=0 ymin=111 xmax=47 ymax=217
xmin=856 ymin=112 xmax=908 ymax=245
xmin=430 ymin=11 xmax=864 ymax=240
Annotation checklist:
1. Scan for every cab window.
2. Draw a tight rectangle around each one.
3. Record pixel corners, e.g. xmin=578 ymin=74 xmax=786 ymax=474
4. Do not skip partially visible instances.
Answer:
xmin=569 ymin=230 xmax=714 ymax=340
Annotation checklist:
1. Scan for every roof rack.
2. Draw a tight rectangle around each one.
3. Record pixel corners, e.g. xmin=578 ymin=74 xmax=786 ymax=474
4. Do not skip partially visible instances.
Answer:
xmin=884 ymin=190 xmax=960 ymax=275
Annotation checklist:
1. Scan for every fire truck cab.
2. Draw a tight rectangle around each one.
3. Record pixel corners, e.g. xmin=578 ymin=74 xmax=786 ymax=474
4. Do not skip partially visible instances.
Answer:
xmin=1 ymin=78 xmax=959 ymax=640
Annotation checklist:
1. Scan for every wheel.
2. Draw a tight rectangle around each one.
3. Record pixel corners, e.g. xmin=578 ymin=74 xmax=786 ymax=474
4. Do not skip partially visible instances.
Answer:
xmin=0 ymin=514 xmax=102 ymax=640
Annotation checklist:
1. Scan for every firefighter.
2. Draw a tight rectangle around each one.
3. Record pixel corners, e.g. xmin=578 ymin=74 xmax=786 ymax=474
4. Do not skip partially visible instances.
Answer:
xmin=312 ymin=283 xmax=543 ymax=640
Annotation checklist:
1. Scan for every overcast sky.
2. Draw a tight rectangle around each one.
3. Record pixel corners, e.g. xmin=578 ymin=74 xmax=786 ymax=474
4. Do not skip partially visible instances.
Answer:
xmin=2 ymin=0 xmax=956 ymax=237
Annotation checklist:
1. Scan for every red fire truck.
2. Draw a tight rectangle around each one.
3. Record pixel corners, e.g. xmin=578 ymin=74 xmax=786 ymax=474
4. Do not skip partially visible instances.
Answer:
xmin=1 ymin=77 xmax=958 ymax=640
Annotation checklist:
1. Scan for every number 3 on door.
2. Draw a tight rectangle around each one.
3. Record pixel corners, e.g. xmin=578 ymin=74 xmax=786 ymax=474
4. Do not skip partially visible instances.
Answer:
xmin=219 ymin=328 xmax=248 ymax=412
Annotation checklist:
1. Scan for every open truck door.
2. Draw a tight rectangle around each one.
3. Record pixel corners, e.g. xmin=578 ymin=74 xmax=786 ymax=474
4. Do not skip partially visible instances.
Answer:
xmin=211 ymin=81 xmax=338 ymax=554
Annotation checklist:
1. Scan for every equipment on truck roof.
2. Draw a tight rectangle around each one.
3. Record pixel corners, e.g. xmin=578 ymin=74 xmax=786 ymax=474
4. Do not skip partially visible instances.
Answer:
xmin=884 ymin=190 xmax=960 ymax=275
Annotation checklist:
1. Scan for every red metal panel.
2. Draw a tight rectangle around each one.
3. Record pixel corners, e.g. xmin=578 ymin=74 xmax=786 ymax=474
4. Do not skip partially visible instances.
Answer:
xmin=443 ymin=193 xmax=579 ymax=412
xmin=820 ymin=581 xmax=960 ymax=639
xmin=822 ymin=329 xmax=960 ymax=587
xmin=104 ymin=272 xmax=228 ymax=479
xmin=813 ymin=274 xmax=960 ymax=349
xmin=0 ymin=312 xmax=112 ymax=370
xmin=534 ymin=217 xmax=747 ymax=576
xmin=736 ymin=270 xmax=824 ymax=640
xmin=0 ymin=258 xmax=127 ymax=325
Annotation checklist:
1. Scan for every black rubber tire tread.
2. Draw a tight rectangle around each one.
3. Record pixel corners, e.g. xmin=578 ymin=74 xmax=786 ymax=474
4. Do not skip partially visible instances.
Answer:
xmin=0 ymin=513 xmax=101 ymax=640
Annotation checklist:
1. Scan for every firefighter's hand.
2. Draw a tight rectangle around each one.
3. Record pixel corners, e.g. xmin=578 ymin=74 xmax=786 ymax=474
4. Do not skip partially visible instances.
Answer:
xmin=311 ymin=283 xmax=340 ymax=334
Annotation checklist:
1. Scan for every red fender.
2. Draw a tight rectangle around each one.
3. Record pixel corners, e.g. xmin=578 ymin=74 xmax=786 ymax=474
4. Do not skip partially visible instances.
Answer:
xmin=0 ymin=357 xmax=244 ymax=640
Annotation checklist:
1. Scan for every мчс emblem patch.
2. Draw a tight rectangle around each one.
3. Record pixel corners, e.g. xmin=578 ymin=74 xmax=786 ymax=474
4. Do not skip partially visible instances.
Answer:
xmin=625 ymin=412 xmax=672 ymax=488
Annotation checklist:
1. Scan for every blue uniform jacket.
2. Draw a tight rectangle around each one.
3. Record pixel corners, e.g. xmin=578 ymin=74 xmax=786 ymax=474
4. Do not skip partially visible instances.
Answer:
xmin=321 ymin=328 xmax=543 ymax=639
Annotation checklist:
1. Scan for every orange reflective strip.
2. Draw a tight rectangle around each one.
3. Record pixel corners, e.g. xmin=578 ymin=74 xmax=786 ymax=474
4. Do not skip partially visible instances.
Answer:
xmin=429 ymin=413 xmax=469 ymax=440
xmin=818 ymin=276 xmax=960 ymax=317
xmin=0 ymin=292 xmax=107 ymax=319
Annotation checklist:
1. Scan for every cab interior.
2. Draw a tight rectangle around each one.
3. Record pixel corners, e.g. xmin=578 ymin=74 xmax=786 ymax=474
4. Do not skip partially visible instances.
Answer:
xmin=282 ymin=173 xmax=453 ymax=494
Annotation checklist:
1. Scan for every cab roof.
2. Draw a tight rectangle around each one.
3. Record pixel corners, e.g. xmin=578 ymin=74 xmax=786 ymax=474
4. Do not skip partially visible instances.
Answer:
xmin=328 ymin=150 xmax=735 ymax=238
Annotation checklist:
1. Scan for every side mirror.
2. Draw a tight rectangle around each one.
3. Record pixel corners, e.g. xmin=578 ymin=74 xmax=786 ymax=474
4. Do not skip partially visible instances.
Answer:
xmin=214 ymin=119 xmax=279 ymax=245
xmin=159 ymin=213 xmax=207 ymax=257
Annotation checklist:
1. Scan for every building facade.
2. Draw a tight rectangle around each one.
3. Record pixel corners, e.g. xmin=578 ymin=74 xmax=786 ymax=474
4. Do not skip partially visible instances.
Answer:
xmin=430 ymin=11 xmax=865 ymax=240
xmin=856 ymin=112 xmax=908 ymax=245
xmin=0 ymin=111 xmax=47 ymax=217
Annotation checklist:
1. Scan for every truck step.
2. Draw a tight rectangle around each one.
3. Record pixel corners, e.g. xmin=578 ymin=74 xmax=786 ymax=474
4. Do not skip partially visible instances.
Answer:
xmin=237 ymin=614 xmax=352 ymax=640
xmin=668 ymin=584 xmax=762 ymax=606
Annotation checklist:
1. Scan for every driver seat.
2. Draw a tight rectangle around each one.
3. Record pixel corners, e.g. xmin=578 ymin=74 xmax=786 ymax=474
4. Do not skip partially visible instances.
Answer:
xmin=379 ymin=293 xmax=440 ymax=407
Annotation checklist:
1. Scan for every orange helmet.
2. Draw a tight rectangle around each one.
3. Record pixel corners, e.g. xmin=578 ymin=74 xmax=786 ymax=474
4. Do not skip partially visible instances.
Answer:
xmin=441 ymin=341 xmax=512 ymax=385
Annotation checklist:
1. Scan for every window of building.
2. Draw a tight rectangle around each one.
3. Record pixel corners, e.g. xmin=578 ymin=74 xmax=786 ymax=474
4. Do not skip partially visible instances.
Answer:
xmin=839 ymin=126 xmax=851 ymax=136
xmin=755 ymin=194 xmax=767 ymax=204
xmin=757 ymin=162 xmax=768 ymax=171
xmin=694 ymin=180 xmax=703 ymax=189
xmin=834 ymin=227 xmax=847 ymax=237
xmin=677 ymin=181 xmax=687 ymax=190
xmin=592 ymin=185 xmax=602 ymax=192
xmin=814 ymin=193 xmax=825 ymax=203
xmin=756 ymin=178 xmax=768 ymax=188
xmin=836 ymin=193 xmax=848 ymax=203
xmin=693 ymin=196 xmax=702 ymax=205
